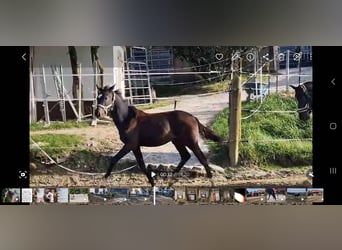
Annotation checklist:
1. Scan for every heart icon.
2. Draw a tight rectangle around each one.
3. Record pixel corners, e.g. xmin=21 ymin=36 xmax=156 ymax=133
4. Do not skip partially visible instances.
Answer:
xmin=215 ymin=53 xmax=224 ymax=61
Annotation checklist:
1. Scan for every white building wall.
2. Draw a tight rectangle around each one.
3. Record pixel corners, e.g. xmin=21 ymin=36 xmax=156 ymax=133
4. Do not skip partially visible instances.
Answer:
xmin=113 ymin=46 xmax=125 ymax=97
xmin=31 ymin=46 xmax=121 ymax=100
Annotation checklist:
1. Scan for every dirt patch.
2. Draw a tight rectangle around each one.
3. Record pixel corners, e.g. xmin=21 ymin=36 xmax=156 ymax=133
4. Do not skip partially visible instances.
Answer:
xmin=31 ymin=123 xmax=123 ymax=153
xmin=30 ymin=166 xmax=312 ymax=188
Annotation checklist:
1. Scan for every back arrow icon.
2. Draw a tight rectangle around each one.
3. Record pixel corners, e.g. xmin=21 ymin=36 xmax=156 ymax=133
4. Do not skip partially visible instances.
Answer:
xmin=22 ymin=53 xmax=26 ymax=61
xmin=331 ymin=78 xmax=336 ymax=85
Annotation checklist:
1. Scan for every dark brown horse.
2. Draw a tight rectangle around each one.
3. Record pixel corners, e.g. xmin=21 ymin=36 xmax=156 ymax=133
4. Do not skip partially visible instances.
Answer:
xmin=290 ymin=81 xmax=313 ymax=121
xmin=95 ymin=85 xmax=224 ymax=187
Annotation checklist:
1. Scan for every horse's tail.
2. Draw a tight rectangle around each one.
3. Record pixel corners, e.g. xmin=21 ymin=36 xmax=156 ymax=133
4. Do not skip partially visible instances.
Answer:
xmin=196 ymin=119 xmax=223 ymax=143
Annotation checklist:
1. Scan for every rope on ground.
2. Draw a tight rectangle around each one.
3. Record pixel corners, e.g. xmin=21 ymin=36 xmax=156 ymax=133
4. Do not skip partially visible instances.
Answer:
xmin=30 ymin=137 xmax=138 ymax=176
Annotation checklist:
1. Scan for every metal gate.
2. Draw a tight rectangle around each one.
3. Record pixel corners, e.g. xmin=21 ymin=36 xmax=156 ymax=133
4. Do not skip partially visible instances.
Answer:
xmin=124 ymin=47 xmax=153 ymax=105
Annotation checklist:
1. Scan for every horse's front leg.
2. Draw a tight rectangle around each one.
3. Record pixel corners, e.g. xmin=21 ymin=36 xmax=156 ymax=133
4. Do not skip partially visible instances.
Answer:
xmin=104 ymin=144 xmax=132 ymax=178
xmin=132 ymin=147 xmax=155 ymax=187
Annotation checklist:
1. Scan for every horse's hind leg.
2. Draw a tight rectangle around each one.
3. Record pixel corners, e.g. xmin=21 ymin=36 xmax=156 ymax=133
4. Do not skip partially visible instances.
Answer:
xmin=132 ymin=147 xmax=155 ymax=187
xmin=187 ymin=142 xmax=213 ymax=178
xmin=105 ymin=144 xmax=132 ymax=178
xmin=172 ymin=140 xmax=191 ymax=173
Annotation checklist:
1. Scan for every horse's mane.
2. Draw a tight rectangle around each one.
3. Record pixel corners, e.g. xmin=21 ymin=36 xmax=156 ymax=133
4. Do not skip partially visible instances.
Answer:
xmin=114 ymin=89 xmax=130 ymax=105
xmin=305 ymin=81 xmax=313 ymax=90
xmin=114 ymin=89 xmax=123 ymax=96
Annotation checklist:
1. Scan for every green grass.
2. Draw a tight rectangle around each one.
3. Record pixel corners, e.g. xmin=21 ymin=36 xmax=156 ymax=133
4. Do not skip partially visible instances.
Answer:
xmin=30 ymin=121 xmax=90 ymax=131
xmin=210 ymin=93 xmax=313 ymax=167
xmin=29 ymin=134 xmax=118 ymax=172
xmin=30 ymin=134 xmax=83 ymax=158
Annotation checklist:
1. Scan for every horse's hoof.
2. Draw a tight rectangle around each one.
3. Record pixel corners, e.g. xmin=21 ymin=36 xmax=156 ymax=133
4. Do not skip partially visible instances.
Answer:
xmin=104 ymin=173 xmax=110 ymax=179
xmin=149 ymin=180 xmax=155 ymax=187
xmin=207 ymin=172 xmax=213 ymax=179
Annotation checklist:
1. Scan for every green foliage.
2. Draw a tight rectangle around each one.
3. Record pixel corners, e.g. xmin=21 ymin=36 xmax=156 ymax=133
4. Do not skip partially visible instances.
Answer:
xmin=210 ymin=93 xmax=313 ymax=167
xmin=172 ymin=46 xmax=251 ymax=69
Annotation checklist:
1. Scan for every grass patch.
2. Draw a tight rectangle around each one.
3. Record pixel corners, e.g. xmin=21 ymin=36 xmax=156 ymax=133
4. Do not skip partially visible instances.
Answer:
xmin=30 ymin=121 xmax=90 ymax=131
xmin=210 ymin=93 xmax=313 ymax=167
xmin=30 ymin=134 xmax=83 ymax=158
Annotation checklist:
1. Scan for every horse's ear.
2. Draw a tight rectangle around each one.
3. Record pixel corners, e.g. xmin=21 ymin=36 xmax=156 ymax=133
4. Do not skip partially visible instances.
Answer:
xmin=109 ymin=84 xmax=115 ymax=92
xmin=96 ymin=85 xmax=102 ymax=92
xmin=290 ymin=85 xmax=297 ymax=90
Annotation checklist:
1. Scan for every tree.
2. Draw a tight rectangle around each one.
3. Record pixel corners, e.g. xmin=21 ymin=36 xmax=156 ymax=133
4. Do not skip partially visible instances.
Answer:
xmin=172 ymin=46 xmax=251 ymax=82
xmin=68 ymin=46 xmax=84 ymax=115
xmin=91 ymin=46 xmax=105 ymax=88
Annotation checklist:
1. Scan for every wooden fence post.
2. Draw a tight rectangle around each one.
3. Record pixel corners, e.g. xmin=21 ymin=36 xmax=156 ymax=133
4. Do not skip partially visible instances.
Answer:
xmin=228 ymin=66 xmax=242 ymax=166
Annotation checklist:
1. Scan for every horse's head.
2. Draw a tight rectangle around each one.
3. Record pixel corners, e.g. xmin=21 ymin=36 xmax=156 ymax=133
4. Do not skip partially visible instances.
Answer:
xmin=290 ymin=81 xmax=313 ymax=121
xmin=95 ymin=85 xmax=116 ymax=118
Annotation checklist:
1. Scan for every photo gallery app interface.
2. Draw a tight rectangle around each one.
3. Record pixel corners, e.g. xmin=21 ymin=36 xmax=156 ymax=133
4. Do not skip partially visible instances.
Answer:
xmin=1 ymin=46 xmax=340 ymax=205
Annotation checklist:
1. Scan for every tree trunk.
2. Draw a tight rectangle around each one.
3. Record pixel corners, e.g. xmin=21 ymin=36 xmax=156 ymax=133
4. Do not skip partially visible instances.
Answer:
xmin=68 ymin=46 xmax=84 ymax=116
xmin=91 ymin=46 xmax=104 ymax=88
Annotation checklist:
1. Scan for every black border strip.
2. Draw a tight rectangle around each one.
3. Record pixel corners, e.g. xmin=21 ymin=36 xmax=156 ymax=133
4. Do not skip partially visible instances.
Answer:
xmin=312 ymin=46 xmax=341 ymax=204
xmin=0 ymin=47 xmax=29 ymax=205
